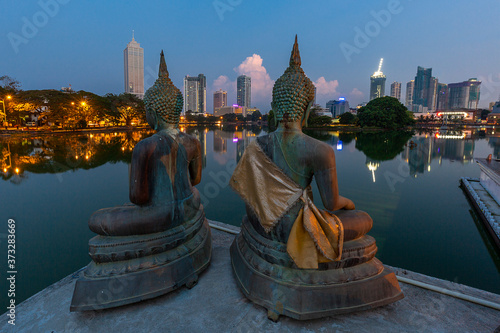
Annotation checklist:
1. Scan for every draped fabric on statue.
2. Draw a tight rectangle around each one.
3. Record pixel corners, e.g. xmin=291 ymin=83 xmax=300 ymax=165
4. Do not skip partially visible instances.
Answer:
xmin=230 ymin=140 xmax=344 ymax=269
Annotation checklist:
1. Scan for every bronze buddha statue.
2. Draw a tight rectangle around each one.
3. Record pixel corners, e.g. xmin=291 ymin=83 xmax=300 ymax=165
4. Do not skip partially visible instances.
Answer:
xmin=229 ymin=36 xmax=403 ymax=321
xmin=71 ymin=51 xmax=211 ymax=311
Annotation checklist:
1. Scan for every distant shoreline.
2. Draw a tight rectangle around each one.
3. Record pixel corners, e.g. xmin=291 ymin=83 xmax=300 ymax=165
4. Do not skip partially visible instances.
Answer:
xmin=0 ymin=122 xmax=490 ymax=138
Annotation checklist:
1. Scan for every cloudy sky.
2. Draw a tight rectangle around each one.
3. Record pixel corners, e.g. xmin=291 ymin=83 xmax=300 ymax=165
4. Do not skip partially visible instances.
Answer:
xmin=2 ymin=0 xmax=499 ymax=112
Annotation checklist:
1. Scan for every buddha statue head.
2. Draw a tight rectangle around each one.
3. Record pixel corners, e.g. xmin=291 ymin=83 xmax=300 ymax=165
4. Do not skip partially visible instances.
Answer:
xmin=143 ymin=50 xmax=184 ymax=130
xmin=271 ymin=35 xmax=315 ymax=126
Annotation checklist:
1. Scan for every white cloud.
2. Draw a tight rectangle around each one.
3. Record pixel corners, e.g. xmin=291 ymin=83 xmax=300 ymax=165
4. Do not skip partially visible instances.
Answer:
xmin=350 ymin=88 xmax=364 ymax=98
xmin=234 ymin=54 xmax=274 ymax=102
xmin=213 ymin=75 xmax=235 ymax=92
xmin=314 ymin=77 xmax=339 ymax=96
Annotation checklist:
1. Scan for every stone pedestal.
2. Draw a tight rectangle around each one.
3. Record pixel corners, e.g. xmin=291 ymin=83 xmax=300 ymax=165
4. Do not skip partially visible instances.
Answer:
xmin=230 ymin=216 xmax=403 ymax=321
xmin=70 ymin=211 xmax=211 ymax=311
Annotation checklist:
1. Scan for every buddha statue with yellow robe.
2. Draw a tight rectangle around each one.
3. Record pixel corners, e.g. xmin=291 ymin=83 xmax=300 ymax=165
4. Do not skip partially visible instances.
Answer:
xmin=71 ymin=51 xmax=211 ymax=311
xmin=229 ymin=36 xmax=403 ymax=321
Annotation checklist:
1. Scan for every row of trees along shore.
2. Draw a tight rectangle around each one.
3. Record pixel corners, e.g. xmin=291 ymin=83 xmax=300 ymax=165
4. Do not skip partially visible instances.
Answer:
xmin=0 ymin=76 xmax=146 ymax=129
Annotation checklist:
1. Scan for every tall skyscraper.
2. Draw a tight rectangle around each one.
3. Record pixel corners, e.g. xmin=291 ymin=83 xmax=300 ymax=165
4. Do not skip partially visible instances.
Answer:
xmin=237 ymin=75 xmax=251 ymax=107
xmin=436 ymin=83 xmax=449 ymax=110
xmin=390 ymin=82 xmax=401 ymax=101
xmin=405 ymin=80 xmax=414 ymax=109
xmin=369 ymin=58 xmax=386 ymax=101
xmin=412 ymin=66 xmax=432 ymax=112
xmin=448 ymin=78 xmax=481 ymax=109
xmin=428 ymin=77 xmax=438 ymax=112
xmin=213 ymin=89 xmax=227 ymax=113
xmin=123 ymin=32 xmax=144 ymax=99
xmin=183 ymin=74 xmax=207 ymax=114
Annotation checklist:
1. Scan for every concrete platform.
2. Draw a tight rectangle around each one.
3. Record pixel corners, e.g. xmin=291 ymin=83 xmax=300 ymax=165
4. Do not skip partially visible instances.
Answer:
xmin=2 ymin=222 xmax=500 ymax=333
xmin=461 ymin=177 xmax=500 ymax=249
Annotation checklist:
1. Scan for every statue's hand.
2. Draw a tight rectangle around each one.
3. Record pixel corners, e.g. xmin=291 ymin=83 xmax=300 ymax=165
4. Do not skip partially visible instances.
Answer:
xmin=335 ymin=196 xmax=355 ymax=210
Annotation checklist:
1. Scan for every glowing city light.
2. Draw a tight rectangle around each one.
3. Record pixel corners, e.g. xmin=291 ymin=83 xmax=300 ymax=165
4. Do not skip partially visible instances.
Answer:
xmin=337 ymin=141 xmax=343 ymax=151
xmin=232 ymin=138 xmax=238 ymax=142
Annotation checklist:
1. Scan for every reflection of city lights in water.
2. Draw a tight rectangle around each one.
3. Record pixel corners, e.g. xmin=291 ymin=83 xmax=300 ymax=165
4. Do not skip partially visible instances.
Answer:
xmin=232 ymin=138 xmax=238 ymax=142
xmin=428 ymin=165 xmax=431 ymax=172
xmin=15 ymin=168 xmax=19 ymax=174
xmin=435 ymin=133 xmax=466 ymax=139
xmin=367 ymin=162 xmax=379 ymax=183
xmin=337 ymin=141 xmax=343 ymax=151
xmin=3 ymin=168 xmax=6 ymax=173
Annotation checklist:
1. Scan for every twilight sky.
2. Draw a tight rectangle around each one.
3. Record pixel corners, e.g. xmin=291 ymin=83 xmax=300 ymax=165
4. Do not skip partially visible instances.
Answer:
xmin=1 ymin=0 xmax=499 ymax=112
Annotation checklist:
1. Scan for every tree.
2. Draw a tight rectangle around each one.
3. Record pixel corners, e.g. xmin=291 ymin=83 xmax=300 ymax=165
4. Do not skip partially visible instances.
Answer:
xmin=267 ymin=110 xmax=277 ymax=131
xmin=338 ymin=112 xmax=357 ymax=125
xmin=0 ymin=76 xmax=21 ymax=92
xmin=357 ymin=97 xmax=415 ymax=129
xmin=104 ymin=93 xmax=146 ymax=126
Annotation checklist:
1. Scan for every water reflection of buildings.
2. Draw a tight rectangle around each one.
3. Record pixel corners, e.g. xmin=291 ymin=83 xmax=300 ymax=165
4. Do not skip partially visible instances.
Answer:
xmin=213 ymin=132 xmax=227 ymax=153
xmin=187 ymin=128 xmax=207 ymax=168
xmin=487 ymin=137 xmax=500 ymax=159
xmin=401 ymin=132 xmax=475 ymax=177
xmin=0 ymin=131 xmax=154 ymax=182
xmin=212 ymin=129 xmax=257 ymax=162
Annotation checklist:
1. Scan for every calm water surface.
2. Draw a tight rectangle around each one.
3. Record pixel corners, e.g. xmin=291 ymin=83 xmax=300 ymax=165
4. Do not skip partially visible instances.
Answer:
xmin=1 ymin=127 xmax=499 ymax=307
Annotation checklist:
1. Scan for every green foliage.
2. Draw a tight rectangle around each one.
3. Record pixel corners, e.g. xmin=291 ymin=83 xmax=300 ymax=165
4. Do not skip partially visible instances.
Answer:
xmin=267 ymin=110 xmax=277 ymax=131
xmin=307 ymin=115 xmax=332 ymax=126
xmin=357 ymin=97 xmax=415 ymax=129
xmin=355 ymin=130 xmax=414 ymax=161
xmin=338 ymin=112 xmax=357 ymax=125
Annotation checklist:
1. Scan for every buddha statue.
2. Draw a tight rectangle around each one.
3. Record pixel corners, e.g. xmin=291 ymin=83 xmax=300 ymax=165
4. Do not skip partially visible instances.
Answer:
xmin=71 ymin=51 xmax=212 ymax=311
xmin=229 ymin=36 xmax=403 ymax=321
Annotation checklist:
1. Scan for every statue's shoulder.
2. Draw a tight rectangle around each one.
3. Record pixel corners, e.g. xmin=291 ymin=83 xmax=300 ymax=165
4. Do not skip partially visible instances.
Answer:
xmin=301 ymin=133 xmax=335 ymax=165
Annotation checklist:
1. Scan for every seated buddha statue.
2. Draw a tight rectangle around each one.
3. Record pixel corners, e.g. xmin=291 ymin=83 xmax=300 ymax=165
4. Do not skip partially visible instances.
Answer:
xmin=229 ymin=36 xmax=403 ymax=321
xmin=71 ymin=51 xmax=211 ymax=311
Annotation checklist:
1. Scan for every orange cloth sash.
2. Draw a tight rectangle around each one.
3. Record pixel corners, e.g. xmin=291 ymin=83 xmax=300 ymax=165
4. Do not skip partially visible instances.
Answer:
xmin=230 ymin=140 xmax=343 ymax=269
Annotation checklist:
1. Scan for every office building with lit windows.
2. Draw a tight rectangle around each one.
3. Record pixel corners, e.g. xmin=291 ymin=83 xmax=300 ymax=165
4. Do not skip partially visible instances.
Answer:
xmin=123 ymin=33 xmax=144 ymax=99
xmin=237 ymin=75 xmax=251 ymax=107
xmin=183 ymin=74 xmax=207 ymax=114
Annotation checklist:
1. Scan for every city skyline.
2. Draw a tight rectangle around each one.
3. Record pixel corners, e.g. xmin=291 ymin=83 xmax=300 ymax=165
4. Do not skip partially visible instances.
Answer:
xmin=2 ymin=1 xmax=500 ymax=112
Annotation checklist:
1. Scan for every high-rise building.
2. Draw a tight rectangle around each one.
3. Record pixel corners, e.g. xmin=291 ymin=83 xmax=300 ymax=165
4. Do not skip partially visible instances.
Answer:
xmin=237 ymin=75 xmax=251 ymax=107
xmin=123 ymin=32 xmax=144 ymax=99
xmin=428 ymin=77 xmax=438 ymax=112
xmin=213 ymin=89 xmax=227 ymax=113
xmin=390 ymin=82 xmax=401 ymax=101
xmin=405 ymin=80 xmax=414 ymax=109
xmin=183 ymin=74 xmax=207 ymax=114
xmin=436 ymin=83 xmax=449 ymax=110
xmin=369 ymin=58 xmax=386 ymax=100
xmin=448 ymin=78 xmax=481 ymax=110
xmin=326 ymin=98 xmax=350 ymax=117
xmin=412 ymin=66 xmax=432 ymax=112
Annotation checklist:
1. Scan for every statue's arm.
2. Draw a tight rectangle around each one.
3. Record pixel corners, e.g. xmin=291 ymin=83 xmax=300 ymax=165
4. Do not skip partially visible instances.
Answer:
xmin=188 ymin=139 xmax=202 ymax=186
xmin=129 ymin=141 xmax=152 ymax=205
xmin=314 ymin=146 xmax=355 ymax=211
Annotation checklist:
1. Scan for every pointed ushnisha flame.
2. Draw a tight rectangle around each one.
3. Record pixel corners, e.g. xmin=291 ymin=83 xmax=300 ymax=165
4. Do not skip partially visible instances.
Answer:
xmin=158 ymin=50 xmax=169 ymax=78
xmin=289 ymin=34 xmax=301 ymax=67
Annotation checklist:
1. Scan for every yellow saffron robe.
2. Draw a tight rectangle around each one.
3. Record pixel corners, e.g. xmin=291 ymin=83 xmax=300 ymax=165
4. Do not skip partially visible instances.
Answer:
xmin=230 ymin=140 xmax=344 ymax=269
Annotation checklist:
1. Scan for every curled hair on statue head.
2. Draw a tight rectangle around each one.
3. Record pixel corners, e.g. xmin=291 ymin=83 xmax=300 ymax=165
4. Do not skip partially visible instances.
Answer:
xmin=143 ymin=50 xmax=184 ymax=127
xmin=271 ymin=35 xmax=315 ymax=124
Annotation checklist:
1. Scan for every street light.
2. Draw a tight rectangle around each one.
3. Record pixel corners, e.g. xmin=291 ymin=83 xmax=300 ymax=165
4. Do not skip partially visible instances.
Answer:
xmin=0 ymin=95 xmax=12 ymax=125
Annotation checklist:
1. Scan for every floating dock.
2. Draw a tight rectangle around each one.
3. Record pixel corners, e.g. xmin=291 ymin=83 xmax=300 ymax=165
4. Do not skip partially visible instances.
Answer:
xmin=1 ymin=221 xmax=499 ymax=332
xmin=461 ymin=158 xmax=500 ymax=250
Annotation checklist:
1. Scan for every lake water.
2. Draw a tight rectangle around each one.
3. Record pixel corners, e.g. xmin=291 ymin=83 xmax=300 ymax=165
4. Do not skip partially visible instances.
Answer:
xmin=1 ymin=126 xmax=499 ymax=308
